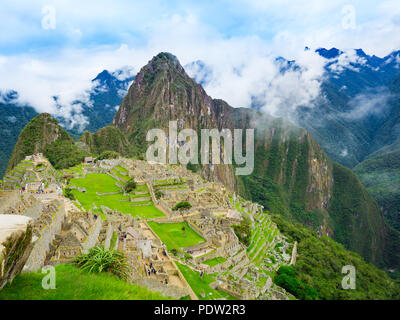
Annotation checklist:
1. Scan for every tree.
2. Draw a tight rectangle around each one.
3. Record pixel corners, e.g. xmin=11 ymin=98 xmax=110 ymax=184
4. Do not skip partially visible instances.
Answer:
xmin=154 ymin=188 xmax=163 ymax=199
xmin=172 ymin=201 xmax=192 ymax=211
xmin=124 ymin=177 xmax=137 ymax=193
xmin=182 ymin=225 xmax=186 ymax=237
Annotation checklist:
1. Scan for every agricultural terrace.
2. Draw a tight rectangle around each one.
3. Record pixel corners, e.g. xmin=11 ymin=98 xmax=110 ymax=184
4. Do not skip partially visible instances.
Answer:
xmin=147 ymin=222 xmax=205 ymax=252
xmin=69 ymin=173 xmax=164 ymax=219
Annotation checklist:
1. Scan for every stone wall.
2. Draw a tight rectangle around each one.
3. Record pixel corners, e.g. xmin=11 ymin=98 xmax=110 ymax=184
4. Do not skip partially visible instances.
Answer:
xmin=23 ymin=203 xmax=66 ymax=272
xmin=82 ymin=217 xmax=103 ymax=253
xmin=0 ymin=191 xmax=20 ymax=213
xmin=133 ymin=278 xmax=189 ymax=299
xmin=0 ymin=215 xmax=34 ymax=290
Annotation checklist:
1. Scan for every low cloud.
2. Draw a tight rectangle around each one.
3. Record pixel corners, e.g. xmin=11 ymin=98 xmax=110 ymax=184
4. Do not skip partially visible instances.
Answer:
xmin=344 ymin=87 xmax=392 ymax=119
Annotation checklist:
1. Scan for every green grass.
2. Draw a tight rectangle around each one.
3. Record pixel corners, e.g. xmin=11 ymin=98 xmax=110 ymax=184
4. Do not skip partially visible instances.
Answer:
xmin=70 ymin=173 xmax=120 ymax=193
xmin=176 ymin=262 xmax=236 ymax=300
xmin=147 ymin=222 xmax=205 ymax=252
xmin=0 ymin=264 xmax=168 ymax=300
xmin=69 ymin=173 xmax=164 ymax=219
xmin=115 ymin=165 xmax=128 ymax=173
xmin=202 ymin=257 xmax=227 ymax=267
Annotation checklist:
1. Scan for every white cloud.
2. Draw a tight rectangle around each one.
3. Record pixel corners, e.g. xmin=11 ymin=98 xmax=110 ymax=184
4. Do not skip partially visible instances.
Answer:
xmin=0 ymin=1 xmax=399 ymax=129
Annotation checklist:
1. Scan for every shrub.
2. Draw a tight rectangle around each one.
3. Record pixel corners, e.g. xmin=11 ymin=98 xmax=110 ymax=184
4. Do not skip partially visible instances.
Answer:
xmin=124 ymin=178 xmax=137 ymax=193
xmin=74 ymin=246 xmax=130 ymax=280
xmin=172 ymin=201 xmax=192 ymax=211
xmin=154 ymin=188 xmax=163 ymax=200
xmin=63 ymin=187 xmax=76 ymax=200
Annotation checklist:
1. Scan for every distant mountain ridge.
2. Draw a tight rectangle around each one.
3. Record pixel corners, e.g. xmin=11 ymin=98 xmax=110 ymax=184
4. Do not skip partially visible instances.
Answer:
xmin=0 ymin=68 xmax=133 ymax=178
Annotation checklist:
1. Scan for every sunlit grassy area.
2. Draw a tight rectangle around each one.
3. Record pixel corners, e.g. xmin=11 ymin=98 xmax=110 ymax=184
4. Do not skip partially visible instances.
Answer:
xmin=175 ymin=262 xmax=235 ymax=300
xmin=0 ymin=264 xmax=168 ymax=300
xmin=202 ymin=257 xmax=227 ymax=267
xmin=147 ymin=222 xmax=205 ymax=251
xmin=68 ymin=173 xmax=164 ymax=219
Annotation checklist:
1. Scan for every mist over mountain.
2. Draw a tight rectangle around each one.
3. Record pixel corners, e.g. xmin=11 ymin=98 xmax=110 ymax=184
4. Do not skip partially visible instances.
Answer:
xmin=0 ymin=68 xmax=133 ymax=177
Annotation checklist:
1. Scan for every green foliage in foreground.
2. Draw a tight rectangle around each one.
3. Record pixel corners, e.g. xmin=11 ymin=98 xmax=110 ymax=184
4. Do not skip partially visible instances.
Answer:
xmin=74 ymin=246 xmax=130 ymax=280
xmin=271 ymin=214 xmax=400 ymax=300
xmin=0 ymin=264 xmax=168 ymax=300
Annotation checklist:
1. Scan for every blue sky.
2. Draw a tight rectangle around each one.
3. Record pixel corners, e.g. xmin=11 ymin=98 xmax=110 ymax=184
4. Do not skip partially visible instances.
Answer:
xmin=0 ymin=0 xmax=399 ymax=125
xmin=2 ymin=0 xmax=399 ymax=56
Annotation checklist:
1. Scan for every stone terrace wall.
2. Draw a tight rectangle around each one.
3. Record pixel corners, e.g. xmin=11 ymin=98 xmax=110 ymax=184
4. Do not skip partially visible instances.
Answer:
xmin=82 ymin=217 xmax=103 ymax=253
xmin=24 ymin=203 xmax=66 ymax=272
xmin=0 ymin=191 xmax=20 ymax=213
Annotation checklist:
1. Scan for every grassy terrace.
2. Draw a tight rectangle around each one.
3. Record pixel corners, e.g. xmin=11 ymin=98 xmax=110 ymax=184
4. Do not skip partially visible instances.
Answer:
xmin=0 ymin=264 xmax=168 ymax=300
xmin=147 ymin=222 xmax=205 ymax=252
xmin=202 ymin=257 xmax=227 ymax=267
xmin=69 ymin=173 xmax=164 ymax=219
xmin=176 ymin=262 xmax=236 ymax=300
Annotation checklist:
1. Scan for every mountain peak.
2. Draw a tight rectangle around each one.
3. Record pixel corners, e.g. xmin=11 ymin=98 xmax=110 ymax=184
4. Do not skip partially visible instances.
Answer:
xmin=315 ymin=47 xmax=343 ymax=59
xmin=143 ymin=52 xmax=185 ymax=74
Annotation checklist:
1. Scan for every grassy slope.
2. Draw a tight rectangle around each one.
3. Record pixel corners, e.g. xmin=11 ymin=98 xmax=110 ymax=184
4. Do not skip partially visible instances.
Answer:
xmin=0 ymin=264 xmax=168 ymax=300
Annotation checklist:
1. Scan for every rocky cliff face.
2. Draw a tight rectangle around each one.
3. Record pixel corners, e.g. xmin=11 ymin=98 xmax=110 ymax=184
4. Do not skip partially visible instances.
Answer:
xmin=109 ymin=52 xmax=398 ymax=269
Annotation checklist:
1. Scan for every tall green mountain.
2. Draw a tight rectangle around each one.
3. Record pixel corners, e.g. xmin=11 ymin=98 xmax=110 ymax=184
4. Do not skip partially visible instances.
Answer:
xmin=79 ymin=125 xmax=132 ymax=155
xmin=0 ymin=99 xmax=38 ymax=177
xmin=108 ymin=52 xmax=399 ymax=271
xmin=0 ymin=69 xmax=133 ymax=178
xmin=355 ymin=150 xmax=400 ymax=233
xmin=6 ymin=113 xmax=90 ymax=171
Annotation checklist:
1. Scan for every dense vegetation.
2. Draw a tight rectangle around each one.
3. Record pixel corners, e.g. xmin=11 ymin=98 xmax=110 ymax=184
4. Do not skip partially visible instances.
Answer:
xmin=355 ymin=150 xmax=400 ymax=232
xmin=6 ymin=113 xmax=90 ymax=172
xmin=123 ymin=177 xmax=137 ymax=193
xmin=44 ymin=139 xmax=90 ymax=170
xmin=172 ymin=201 xmax=192 ymax=211
xmin=271 ymin=214 xmax=400 ymax=299
xmin=80 ymin=125 xmax=132 ymax=156
xmin=0 ymin=103 xmax=37 ymax=178
xmin=95 ymin=150 xmax=121 ymax=161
